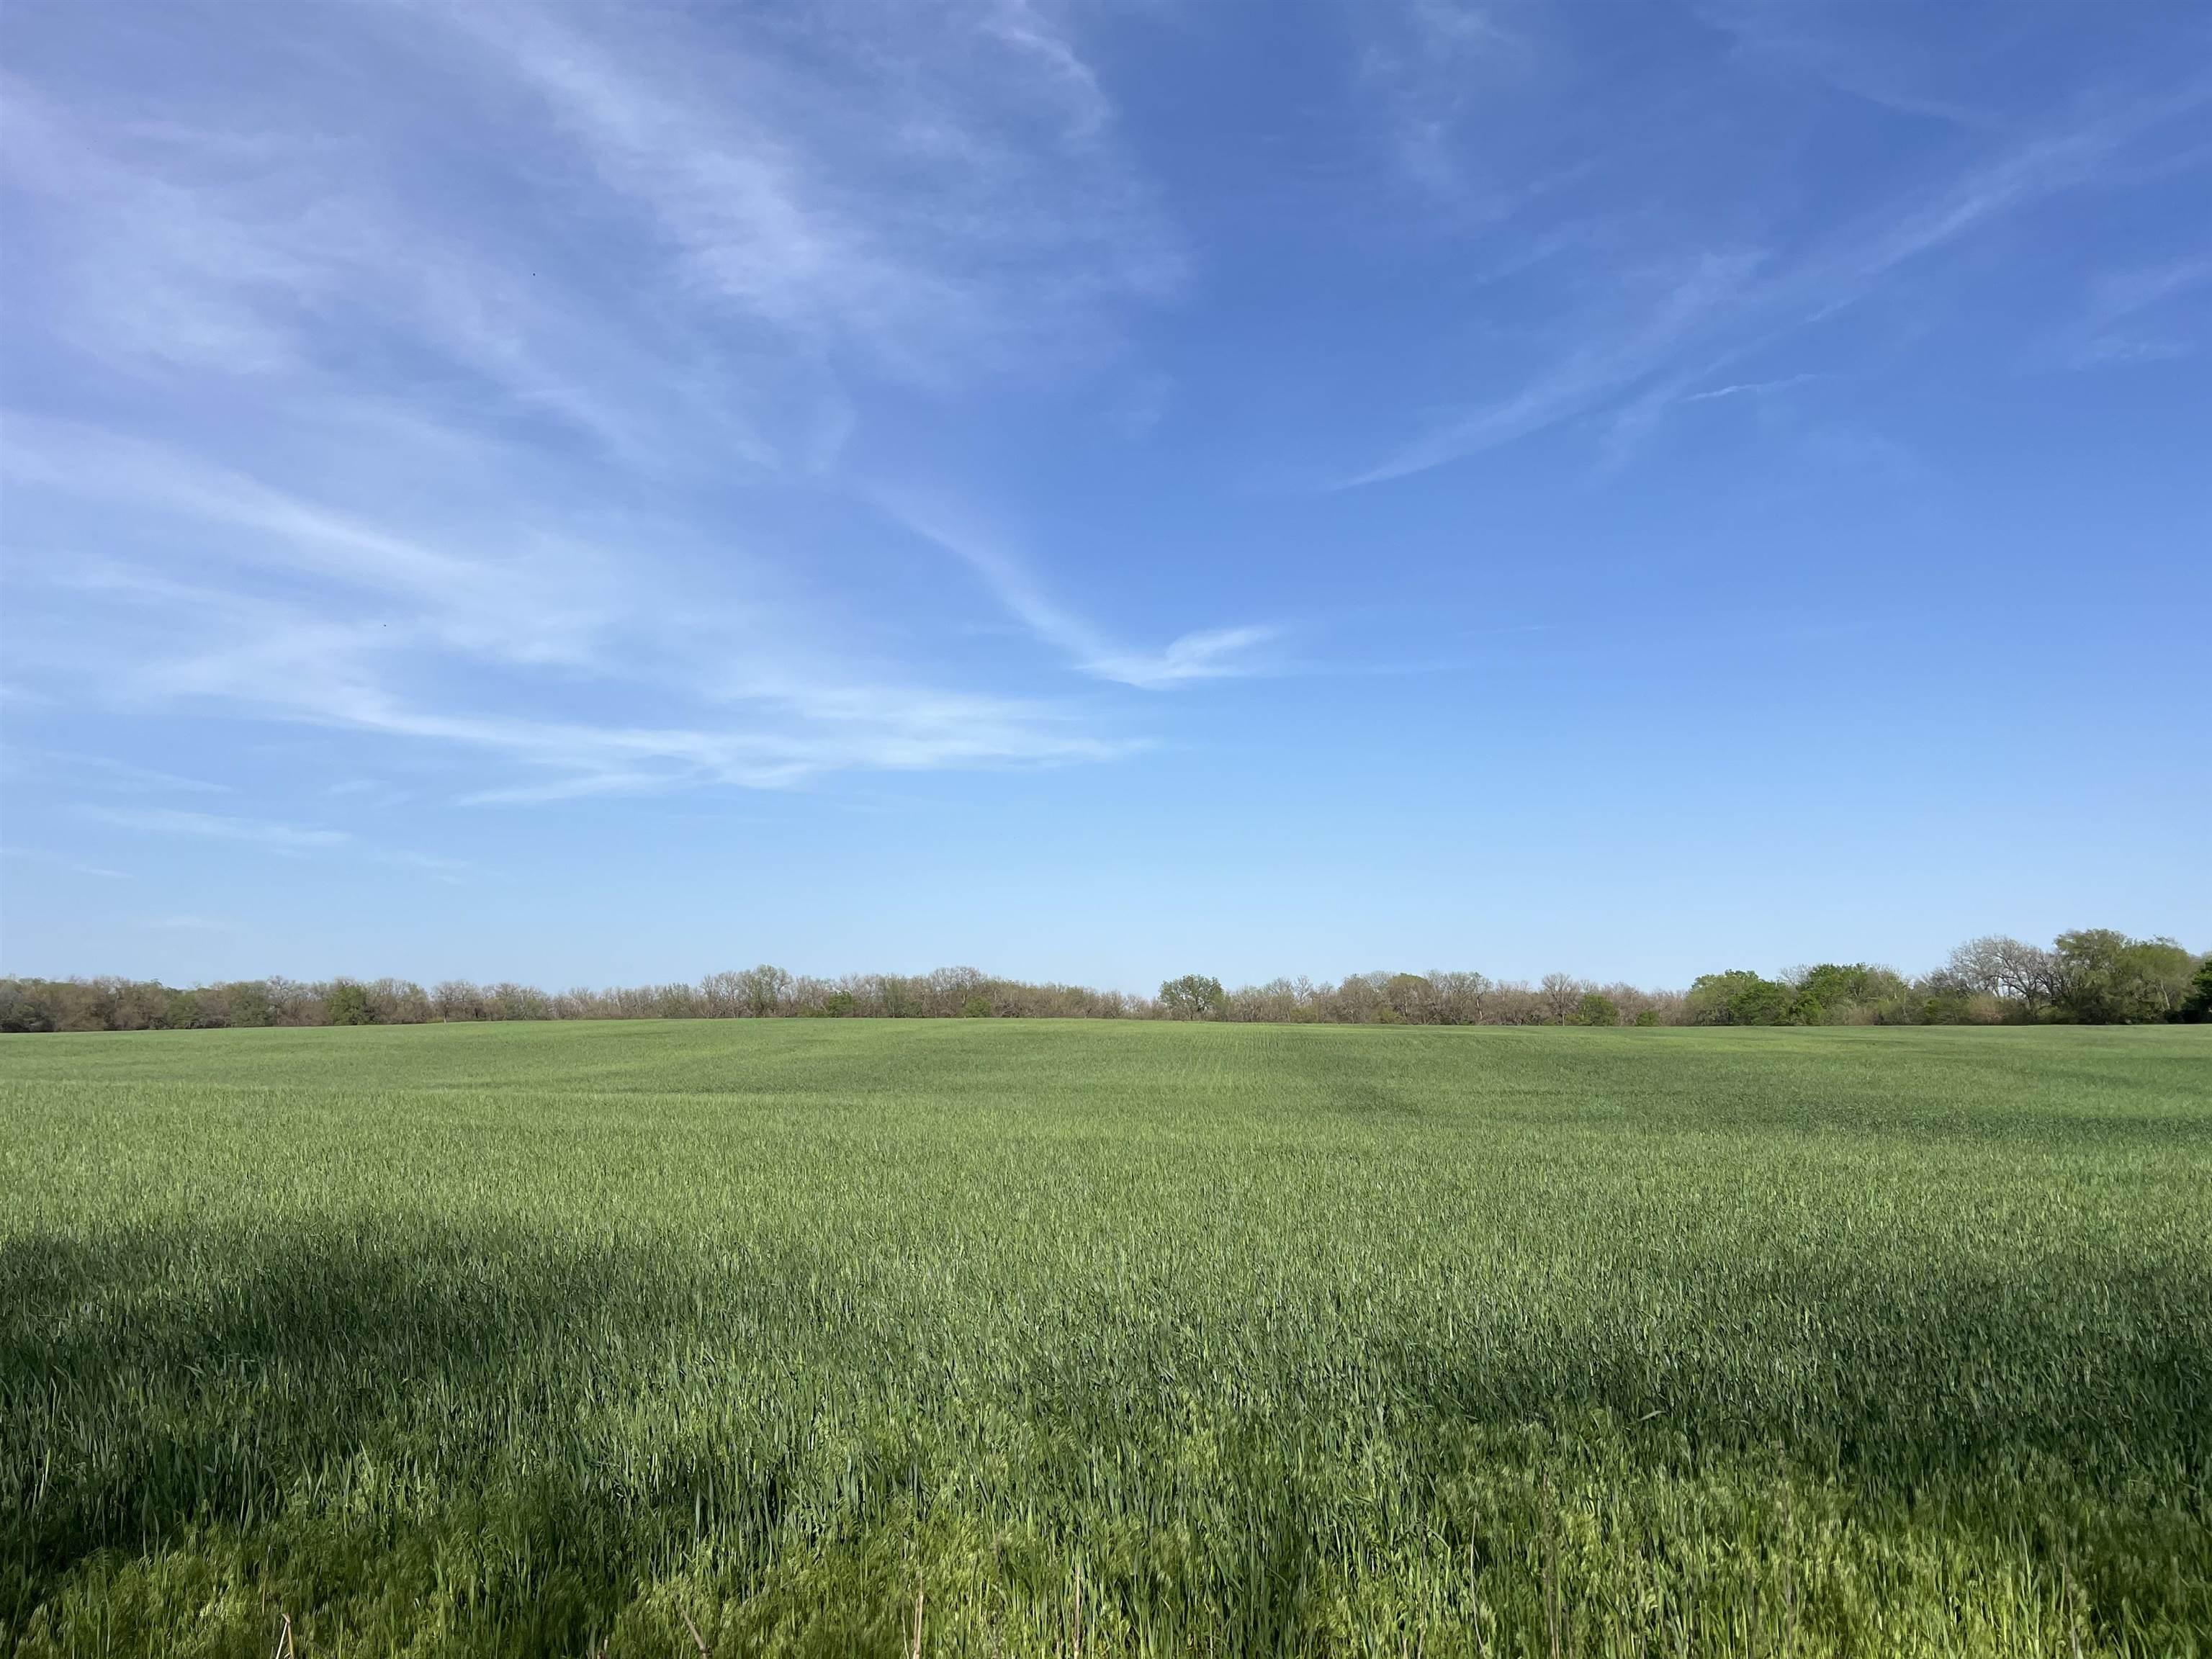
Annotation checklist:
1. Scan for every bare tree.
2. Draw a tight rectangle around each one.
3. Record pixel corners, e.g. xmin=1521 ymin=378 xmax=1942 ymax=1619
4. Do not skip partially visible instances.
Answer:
xmin=1946 ymin=936 xmax=2059 ymax=1017
xmin=1426 ymin=970 xmax=1491 ymax=1025
xmin=1538 ymin=972 xmax=1587 ymax=1025
xmin=1487 ymin=981 xmax=1542 ymax=1025
xmin=732 ymin=964 xmax=793 ymax=1017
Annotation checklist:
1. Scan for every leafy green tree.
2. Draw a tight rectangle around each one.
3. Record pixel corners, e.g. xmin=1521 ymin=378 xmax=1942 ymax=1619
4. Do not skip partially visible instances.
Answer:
xmin=0 ymin=981 xmax=57 ymax=1033
xmin=961 ymin=994 xmax=993 ymax=1018
xmin=218 ymin=981 xmax=274 ymax=1028
xmin=1633 ymin=1008 xmax=1659 ymax=1028
xmin=1686 ymin=971 xmax=1751 ymax=1025
xmin=1920 ymin=986 xmax=1985 ymax=1025
xmin=325 ymin=983 xmax=374 ymax=1026
xmin=1781 ymin=963 xmax=1910 ymax=1025
xmin=2126 ymin=938 xmax=2198 ymax=1020
xmin=1573 ymin=992 xmax=1619 ymax=1026
xmin=1382 ymin=974 xmax=1432 ymax=1023
xmin=1735 ymin=979 xmax=1796 ymax=1025
xmin=2180 ymin=958 xmax=2212 ymax=1023
xmin=1159 ymin=974 xmax=1225 ymax=1020
xmin=1791 ymin=963 xmax=1858 ymax=1022
xmin=1686 ymin=970 xmax=1794 ymax=1026
xmin=2053 ymin=930 xmax=2198 ymax=1023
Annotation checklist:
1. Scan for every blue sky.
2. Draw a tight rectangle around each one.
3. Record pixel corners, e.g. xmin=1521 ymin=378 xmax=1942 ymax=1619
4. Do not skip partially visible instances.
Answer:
xmin=2 ymin=0 xmax=2206 ymax=992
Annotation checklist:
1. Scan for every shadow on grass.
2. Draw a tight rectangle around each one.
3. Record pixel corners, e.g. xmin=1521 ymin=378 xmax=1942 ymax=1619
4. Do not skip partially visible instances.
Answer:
xmin=5 ymin=1220 xmax=2208 ymax=1650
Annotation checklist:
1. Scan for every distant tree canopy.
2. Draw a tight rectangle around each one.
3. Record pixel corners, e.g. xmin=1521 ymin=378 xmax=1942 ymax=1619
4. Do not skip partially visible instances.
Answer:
xmin=2049 ymin=930 xmax=2197 ymax=1025
xmin=1381 ymin=974 xmax=1432 ymax=1025
xmin=1686 ymin=961 xmax=1938 ymax=1028
xmin=1159 ymin=974 xmax=1226 ymax=1020
xmin=1938 ymin=931 xmax=2199 ymax=1026
xmin=2 ymin=928 xmax=2202 ymax=1034
xmin=325 ymin=983 xmax=375 ymax=1027
xmin=1686 ymin=970 xmax=1797 ymax=1028
xmin=1573 ymin=993 xmax=1621 ymax=1028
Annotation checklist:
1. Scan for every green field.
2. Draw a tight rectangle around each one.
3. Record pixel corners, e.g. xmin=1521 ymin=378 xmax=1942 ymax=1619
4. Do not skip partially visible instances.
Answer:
xmin=4 ymin=1021 xmax=2208 ymax=1656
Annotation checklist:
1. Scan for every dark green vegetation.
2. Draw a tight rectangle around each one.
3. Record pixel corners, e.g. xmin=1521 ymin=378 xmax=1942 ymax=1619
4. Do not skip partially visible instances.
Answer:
xmin=4 ymin=1021 xmax=2208 ymax=1656
xmin=1685 ymin=932 xmax=2204 ymax=1030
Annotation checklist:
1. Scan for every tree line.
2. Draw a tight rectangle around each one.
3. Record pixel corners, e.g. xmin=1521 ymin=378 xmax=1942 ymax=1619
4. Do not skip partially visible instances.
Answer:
xmin=3 ymin=929 xmax=2205 ymax=1035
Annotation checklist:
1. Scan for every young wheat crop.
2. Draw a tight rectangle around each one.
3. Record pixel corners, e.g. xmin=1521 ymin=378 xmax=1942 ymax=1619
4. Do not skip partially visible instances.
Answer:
xmin=3 ymin=1021 xmax=2206 ymax=1655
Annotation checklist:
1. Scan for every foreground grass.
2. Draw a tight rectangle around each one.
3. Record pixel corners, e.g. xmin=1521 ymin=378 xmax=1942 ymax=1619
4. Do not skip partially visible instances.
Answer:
xmin=2 ymin=1020 xmax=2208 ymax=1656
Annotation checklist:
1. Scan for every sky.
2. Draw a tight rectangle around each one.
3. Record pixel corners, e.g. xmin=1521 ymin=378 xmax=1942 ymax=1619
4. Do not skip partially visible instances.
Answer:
xmin=2 ymin=0 xmax=2207 ymax=994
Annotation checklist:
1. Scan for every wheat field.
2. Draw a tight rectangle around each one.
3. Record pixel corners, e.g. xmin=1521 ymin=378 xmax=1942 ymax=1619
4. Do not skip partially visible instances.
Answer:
xmin=4 ymin=1020 xmax=2207 ymax=1655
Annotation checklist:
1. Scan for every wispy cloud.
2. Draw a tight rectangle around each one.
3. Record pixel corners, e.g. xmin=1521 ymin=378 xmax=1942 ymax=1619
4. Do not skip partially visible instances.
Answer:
xmin=83 ymin=807 xmax=353 ymax=853
xmin=3 ymin=747 xmax=231 ymax=796
xmin=4 ymin=414 xmax=616 ymax=670
xmin=430 ymin=0 xmax=1180 ymax=390
xmin=0 ymin=77 xmax=678 ymax=464
xmin=1697 ymin=0 xmax=2002 ymax=131
xmin=1342 ymin=249 xmax=1765 ymax=485
xmin=877 ymin=493 xmax=1279 ymax=690
xmin=1597 ymin=369 xmax=1836 ymax=462
xmin=1360 ymin=0 xmax=1531 ymax=203
xmin=2054 ymin=253 xmax=2212 ymax=367
xmin=1344 ymin=73 xmax=2212 ymax=483
xmin=1679 ymin=373 xmax=1835 ymax=405
xmin=1 ymin=84 xmax=321 ymax=378
xmin=3 ymin=409 xmax=1151 ymax=798
xmin=80 ymin=806 xmax=474 ymax=879
xmin=2 ymin=846 xmax=134 ymax=881
xmin=0 ymin=4 xmax=1216 ymax=813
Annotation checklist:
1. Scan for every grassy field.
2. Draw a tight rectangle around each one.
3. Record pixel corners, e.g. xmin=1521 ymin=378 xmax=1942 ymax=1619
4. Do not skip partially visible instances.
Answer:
xmin=2 ymin=1020 xmax=2208 ymax=1657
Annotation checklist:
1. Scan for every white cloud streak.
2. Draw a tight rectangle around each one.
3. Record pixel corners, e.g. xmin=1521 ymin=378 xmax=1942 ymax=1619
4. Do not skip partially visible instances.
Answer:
xmin=1362 ymin=0 xmax=1530 ymax=204
xmin=1343 ymin=249 xmax=1766 ymax=485
xmin=79 ymin=807 xmax=473 ymax=879
xmin=4 ymin=748 xmax=231 ymax=796
xmin=1 ymin=846 xmax=135 ymax=881
xmin=1696 ymin=0 xmax=2002 ymax=131
xmin=876 ymin=494 xmax=1278 ymax=690
xmin=428 ymin=0 xmax=1181 ymax=390
xmin=1679 ymin=374 xmax=1833 ymax=405
xmin=0 ymin=4 xmax=1233 ymax=809
xmin=1344 ymin=76 xmax=2212 ymax=484
xmin=2059 ymin=252 xmax=2212 ymax=367
xmin=83 ymin=807 xmax=354 ymax=853
xmin=0 ymin=76 xmax=683 ymax=464
xmin=2 ymin=413 xmax=1143 ymax=800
